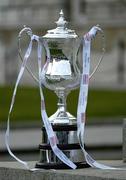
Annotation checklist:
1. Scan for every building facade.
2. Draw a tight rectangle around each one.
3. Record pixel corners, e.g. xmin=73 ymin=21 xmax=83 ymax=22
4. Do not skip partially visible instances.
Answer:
xmin=0 ymin=0 xmax=126 ymax=88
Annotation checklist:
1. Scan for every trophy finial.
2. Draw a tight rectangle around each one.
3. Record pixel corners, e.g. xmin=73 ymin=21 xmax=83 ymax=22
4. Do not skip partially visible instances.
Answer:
xmin=59 ymin=9 xmax=64 ymax=17
xmin=43 ymin=9 xmax=77 ymax=38
xmin=56 ymin=9 xmax=67 ymax=28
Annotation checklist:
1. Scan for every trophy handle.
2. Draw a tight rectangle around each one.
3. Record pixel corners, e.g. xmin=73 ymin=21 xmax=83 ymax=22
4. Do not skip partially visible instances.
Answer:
xmin=18 ymin=25 xmax=39 ymax=83
xmin=89 ymin=27 xmax=105 ymax=79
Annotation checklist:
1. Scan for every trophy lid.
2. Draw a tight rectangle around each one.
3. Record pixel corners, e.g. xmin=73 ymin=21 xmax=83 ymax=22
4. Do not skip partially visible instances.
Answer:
xmin=43 ymin=10 xmax=78 ymax=39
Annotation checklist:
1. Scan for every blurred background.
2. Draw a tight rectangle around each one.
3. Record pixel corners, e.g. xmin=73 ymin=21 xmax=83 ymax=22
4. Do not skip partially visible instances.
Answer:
xmin=0 ymin=0 xmax=126 ymax=164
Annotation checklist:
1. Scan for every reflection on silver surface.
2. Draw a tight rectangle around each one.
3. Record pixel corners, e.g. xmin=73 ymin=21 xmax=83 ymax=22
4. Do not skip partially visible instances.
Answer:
xmin=42 ymin=38 xmax=81 ymax=92
xmin=40 ymin=149 xmax=83 ymax=163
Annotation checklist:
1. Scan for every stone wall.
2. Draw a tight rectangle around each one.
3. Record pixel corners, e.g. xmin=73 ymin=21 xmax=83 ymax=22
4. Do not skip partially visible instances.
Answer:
xmin=0 ymin=1 xmax=67 ymax=29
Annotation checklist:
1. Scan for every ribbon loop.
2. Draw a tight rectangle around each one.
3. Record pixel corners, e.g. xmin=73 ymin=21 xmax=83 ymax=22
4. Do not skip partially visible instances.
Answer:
xmin=5 ymin=34 xmax=36 ymax=170
xmin=77 ymin=25 xmax=121 ymax=170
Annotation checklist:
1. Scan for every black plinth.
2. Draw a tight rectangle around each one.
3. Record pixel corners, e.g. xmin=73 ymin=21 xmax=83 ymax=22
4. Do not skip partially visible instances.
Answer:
xmin=35 ymin=124 xmax=90 ymax=169
xmin=35 ymin=161 xmax=90 ymax=169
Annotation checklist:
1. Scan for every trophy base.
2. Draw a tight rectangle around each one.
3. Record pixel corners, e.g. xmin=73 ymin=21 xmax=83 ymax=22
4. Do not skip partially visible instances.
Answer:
xmin=36 ymin=124 xmax=90 ymax=169
xmin=49 ymin=110 xmax=76 ymax=124
xmin=35 ymin=161 xmax=90 ymax=169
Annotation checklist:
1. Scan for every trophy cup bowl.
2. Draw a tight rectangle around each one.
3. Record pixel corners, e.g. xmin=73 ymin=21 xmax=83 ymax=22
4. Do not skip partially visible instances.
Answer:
xmin=41 ymin=37 xmax=81 ymax=124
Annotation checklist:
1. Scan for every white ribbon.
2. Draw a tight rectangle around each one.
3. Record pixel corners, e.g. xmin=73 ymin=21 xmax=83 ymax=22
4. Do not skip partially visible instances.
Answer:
xmin=5 ymin=35 xmax=36 ymax=170
xmin=77 ymin=26 xmax=123 ymax=170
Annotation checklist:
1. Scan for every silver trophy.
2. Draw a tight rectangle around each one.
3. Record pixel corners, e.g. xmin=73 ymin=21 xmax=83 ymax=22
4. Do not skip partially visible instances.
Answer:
xmin=42 ymin=10 xmax=80 ymax=125
xmin=18 ymin=10 xmax=104 ymax=169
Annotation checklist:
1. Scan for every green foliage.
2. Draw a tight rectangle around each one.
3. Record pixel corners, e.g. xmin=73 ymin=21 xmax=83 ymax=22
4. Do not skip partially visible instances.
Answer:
xmin=0 ymin=86 xmax=126 ymax=123
xmin=87 ymin=90 xmax=126 ymax=117
xmin=68 ymin=89 xmax=126 ymax=118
